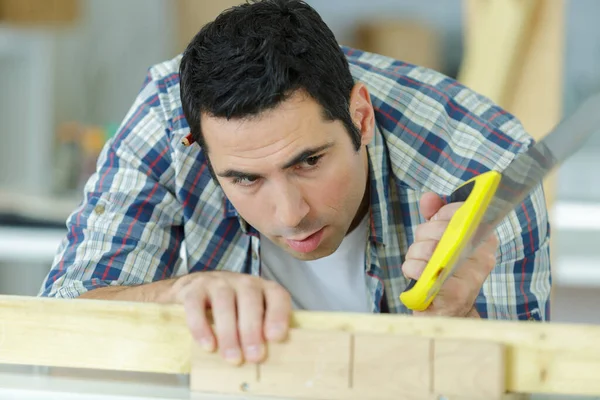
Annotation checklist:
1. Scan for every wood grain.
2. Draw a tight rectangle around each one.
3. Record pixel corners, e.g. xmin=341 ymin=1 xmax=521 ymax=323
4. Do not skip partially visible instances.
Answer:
xmin=256 ymin=329 xmax=352 ymax=398
xmin=352 ymin=333 xmax=431 ymax=398
xmin=433 ymin=338 xmax=505 ymax=398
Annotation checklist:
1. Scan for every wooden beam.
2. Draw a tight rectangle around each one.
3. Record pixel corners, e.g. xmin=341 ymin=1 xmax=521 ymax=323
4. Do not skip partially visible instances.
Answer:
xmin=191 ymin=332 xmax=507 ymax=399
xmin=0 ymin=295 xmax=598 ymax=397
xmin=458 ymin=0 xmax=541 ymax=107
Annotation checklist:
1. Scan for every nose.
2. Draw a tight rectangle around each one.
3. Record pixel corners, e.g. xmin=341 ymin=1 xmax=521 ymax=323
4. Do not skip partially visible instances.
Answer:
xmin=274 ymin=183 xmax=309 ymax=229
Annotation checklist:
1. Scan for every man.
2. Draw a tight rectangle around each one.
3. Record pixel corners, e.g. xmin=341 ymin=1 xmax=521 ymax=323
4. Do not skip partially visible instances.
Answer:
xmin=39 ymin=0 xmax=551 ymax=366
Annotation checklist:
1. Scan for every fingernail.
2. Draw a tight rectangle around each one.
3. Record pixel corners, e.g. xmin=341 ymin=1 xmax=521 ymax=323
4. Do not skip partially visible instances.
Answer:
xmin=245 ymin=344 xmax=264 ymax=360
xmin=224 ymin=348 xmax=242 ymax=363
xmin=199 ymin=337 xmax=214 ymax=352
xmin=266 ymin=323 xmax=286 ymax=340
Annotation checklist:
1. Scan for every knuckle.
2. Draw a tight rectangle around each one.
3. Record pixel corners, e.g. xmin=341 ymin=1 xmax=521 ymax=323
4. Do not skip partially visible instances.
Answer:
xmin=235 ymin=274 xmax=259 ymax=289
xmin=211 ymin=285 xmax=235 ymax=302
xmin=491 ymin=235 xmax=500 ymax=248
xmin=213 ymin=320 xmax=237 ymax=340
xmin=414 ymin=224 xmax=426 ymax=240
xmin=181 ymin=292 xmax=198 ymax=307
xmin=263 ymin=280 xmax=287 ymax=294
xmin=486 ymin=252 xmax=497 ymax=269
xmin=239 ymin=323 xmax=262 ymax=343
xmin=208 ymin=275 xmax=228 ymax=288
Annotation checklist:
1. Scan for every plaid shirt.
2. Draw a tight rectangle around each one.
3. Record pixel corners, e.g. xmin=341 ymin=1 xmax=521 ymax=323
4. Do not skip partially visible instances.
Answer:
xmin=39 ymin=47 xmax=551 ymax=321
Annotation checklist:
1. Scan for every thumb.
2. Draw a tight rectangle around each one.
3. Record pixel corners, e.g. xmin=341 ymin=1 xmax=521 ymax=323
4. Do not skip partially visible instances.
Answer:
xmin=419 ymin=192 xmax=445 ymax=221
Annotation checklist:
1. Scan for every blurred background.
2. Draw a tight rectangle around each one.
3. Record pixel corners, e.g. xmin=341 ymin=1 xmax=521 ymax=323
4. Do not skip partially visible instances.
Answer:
xmin=0 ymin=0 xmax=599 ymax=326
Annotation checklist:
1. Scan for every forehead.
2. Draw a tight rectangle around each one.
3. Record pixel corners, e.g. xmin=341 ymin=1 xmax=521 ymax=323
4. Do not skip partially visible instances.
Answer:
xmin=201 ymin=93 xmax=335 ymax=159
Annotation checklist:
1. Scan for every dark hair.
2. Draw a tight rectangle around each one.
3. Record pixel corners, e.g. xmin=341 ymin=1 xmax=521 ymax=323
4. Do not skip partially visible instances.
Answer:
xmin=179 ymin=0 xmax=361 ymax=153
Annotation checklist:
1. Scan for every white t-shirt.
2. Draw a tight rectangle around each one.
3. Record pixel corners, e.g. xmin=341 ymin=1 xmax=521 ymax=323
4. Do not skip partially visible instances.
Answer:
xmin=260 ymin=215 xmax=371 ymax=312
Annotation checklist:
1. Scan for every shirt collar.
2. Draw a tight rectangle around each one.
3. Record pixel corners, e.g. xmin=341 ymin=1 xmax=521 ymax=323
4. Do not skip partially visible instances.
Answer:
xmin=365 ymin=123 xmax=393 ymax=247
xmin=222 ymin=197 xmax=254 ymax=235
xmin=223 ymin=124 xmax=393 ymax=246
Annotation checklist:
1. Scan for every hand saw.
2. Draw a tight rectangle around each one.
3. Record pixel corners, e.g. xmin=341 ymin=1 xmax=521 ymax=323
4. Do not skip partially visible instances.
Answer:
xmin=399 ymin=92 xmax=600 ymax=312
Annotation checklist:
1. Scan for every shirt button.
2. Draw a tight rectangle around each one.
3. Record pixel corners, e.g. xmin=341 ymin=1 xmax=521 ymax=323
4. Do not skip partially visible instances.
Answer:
xmin=252 ymin=251 xmax=258 ymax=260
xmin=94 ymin=205 xmax=105 ymax=215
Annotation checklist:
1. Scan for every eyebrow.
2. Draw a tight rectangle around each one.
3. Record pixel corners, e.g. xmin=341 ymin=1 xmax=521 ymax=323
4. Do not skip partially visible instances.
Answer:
xmin=217 ymin=142 xmax=334 ymax=179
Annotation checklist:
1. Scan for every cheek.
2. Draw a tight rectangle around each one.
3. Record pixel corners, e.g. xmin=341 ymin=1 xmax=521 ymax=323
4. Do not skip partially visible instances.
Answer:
xmin=307 ymin=159 xmax=362 ymax=212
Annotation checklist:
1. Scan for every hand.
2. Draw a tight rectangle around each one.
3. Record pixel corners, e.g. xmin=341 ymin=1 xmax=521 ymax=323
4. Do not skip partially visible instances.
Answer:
xmin=402 ymin=192 xmax=499 ymax=317
xmin=169 ymin=271 xmax=292 ymax=364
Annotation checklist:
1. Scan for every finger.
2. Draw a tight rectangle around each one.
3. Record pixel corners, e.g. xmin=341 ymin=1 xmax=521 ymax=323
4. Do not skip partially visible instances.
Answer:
xmin=431 ymin=202 xmax=464 ymax=222
xmin=402 ymin=258 xmax=427 ymax=280
xmin=414 ymin=220 xmax=448 ymax=242
xmin=485 ymin=232 xmax=500 ymax=252
xmin=263 ymin=281 xmax=292 ymax=342
xmin=419 ymin=192 xmax=445 ymax=221
xmin=405 ymin=240 xmax=438 ymax=262
xmin=182 ymin=288 xmax=215 ymax=352
xmin=235 ymin=279 xmax=266 ymax=363
xmin=208 ymin=283 xmax=242 ymax=365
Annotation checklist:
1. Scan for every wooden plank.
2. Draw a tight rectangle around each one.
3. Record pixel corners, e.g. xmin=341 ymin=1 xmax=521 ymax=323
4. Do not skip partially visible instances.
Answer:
xmin=0 ymin=295 xmax=191 ymax=374
xmin=290 ymin=312 xmax=600 ymax=397
xmin=0 ymin=295 xmax=599 ymax=396
xmin=258 ymin=329 xmax=351 ymax=390
xmin=190 ymin=329 xmax=431 ymax=400
xmin=352 ymin=333 xmax=431 ymax=398
xmin=433 ymin=338 xmax=505 ymax=399
xmin=458 ymin=0 xmax=540 ymax=106
xmin=190 ymin=343 xmax=258 ymax=395
xmin=256 ymin=329 xmax=352 ymax=398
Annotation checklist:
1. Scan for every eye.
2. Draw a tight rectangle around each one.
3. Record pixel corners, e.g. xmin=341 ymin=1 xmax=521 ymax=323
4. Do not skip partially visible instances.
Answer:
xmin=300 ymin=155 xmax=323 ymax=169
xmin=232 ymin=176 xmax=259 ymax=187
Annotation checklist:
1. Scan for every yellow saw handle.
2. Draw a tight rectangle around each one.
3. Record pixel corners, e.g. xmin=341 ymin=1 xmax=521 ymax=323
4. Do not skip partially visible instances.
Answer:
xmin=399 ymin=170 xmax=501 ymax=311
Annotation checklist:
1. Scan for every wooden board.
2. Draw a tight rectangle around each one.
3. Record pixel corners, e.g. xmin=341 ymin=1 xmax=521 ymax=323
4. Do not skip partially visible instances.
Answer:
xmin=433 ymin=339 xmax=505 ymax=399
xmin=0 ymin=295 xmax=597 ymax=397
xmin=191 ymin=330 xmax=435 ymax=399
xmin=352 ymin=332 xmax=431 ymax=396
xmin=458 ymin=0 xmax=540 ymax=106
xmin=0 ymin=295 xmax=191 ymax=374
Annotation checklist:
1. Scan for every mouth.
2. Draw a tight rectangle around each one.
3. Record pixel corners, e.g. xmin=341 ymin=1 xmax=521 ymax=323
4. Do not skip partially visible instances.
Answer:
xmin=286 ymin=229 xmax=322 ymax=242
xmin=284 ymin=227 xmax=325 ymax=254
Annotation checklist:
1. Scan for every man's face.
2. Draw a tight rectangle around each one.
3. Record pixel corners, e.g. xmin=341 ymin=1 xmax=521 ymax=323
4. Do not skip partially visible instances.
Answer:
xmin=202 ymin=86 xmax=375 ymax=261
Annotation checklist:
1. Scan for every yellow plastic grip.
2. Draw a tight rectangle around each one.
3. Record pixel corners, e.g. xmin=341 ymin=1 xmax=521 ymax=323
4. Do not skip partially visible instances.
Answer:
xmin=399 ymin=170 xmax=502 ymax=311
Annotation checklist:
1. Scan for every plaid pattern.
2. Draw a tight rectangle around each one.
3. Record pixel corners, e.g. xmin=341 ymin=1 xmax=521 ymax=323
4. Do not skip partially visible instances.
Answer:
xmin=39 ymin=46 xmax=551 ymax=321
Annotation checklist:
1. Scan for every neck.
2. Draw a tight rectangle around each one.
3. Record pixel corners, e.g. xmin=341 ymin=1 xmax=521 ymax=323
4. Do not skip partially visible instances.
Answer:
xmin=346 ymin=175 xmax=370 ymax=235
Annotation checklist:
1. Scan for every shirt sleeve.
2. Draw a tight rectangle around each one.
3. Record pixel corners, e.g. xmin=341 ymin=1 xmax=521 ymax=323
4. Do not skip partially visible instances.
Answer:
xmin=475 ymin=181 xmax=552 ymax=321
xmin=38 ymin=72 xmax=184 ymax=299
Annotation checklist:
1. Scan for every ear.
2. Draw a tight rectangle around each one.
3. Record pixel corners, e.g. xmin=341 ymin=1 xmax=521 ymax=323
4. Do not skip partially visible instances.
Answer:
xmin=349 ymin=82 xmax=375 ymax=147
